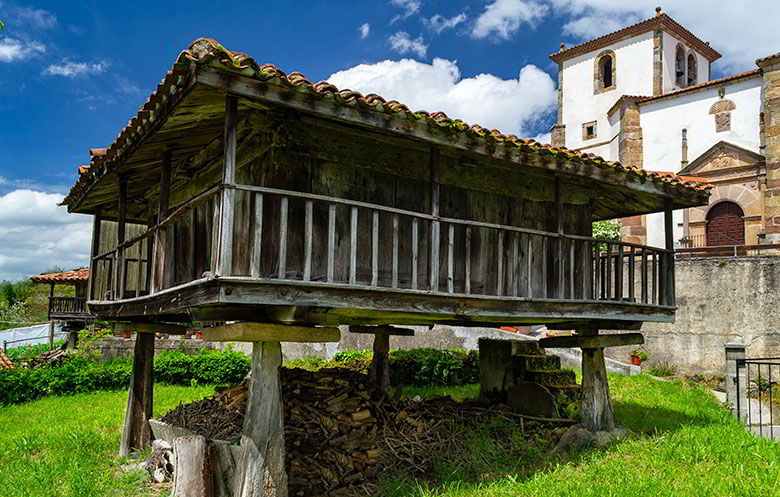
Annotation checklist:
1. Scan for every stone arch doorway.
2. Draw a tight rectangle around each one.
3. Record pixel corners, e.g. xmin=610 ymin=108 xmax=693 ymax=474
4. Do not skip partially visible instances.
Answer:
xmin=706 ymin=201 xmax=745 ymax=246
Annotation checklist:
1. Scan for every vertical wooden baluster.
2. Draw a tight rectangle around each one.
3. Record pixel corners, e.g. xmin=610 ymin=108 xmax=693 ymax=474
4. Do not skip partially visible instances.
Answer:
xmin=641 ymin=249 xmax=648 ymax=304
xmin=251 ymin=193 xmax=264 ymax=278
xmin=430 ymin=220 xmax=440 ymax=292
xmin=411 ymin=218 xmax=419 ymax=290
xmin=496 ymin=230 xmax=505 ymax=296
xmin=350 ymin=206 xmax=358 ymax=285
xmin=542 ymin=236 xmax=548 ymax=298
xmin=327 ymin=204 xmax=336 ymax=283
xmin=117 ymin=177 xmax=127 ymax=300
xmin=465 ymin=226 xmax=471 ymax=294
xmin=629 ymin=247 xmax=636 ymax=302
xmin=303 ymin=199 xmax=312 ymax=282
xmin=511 ymin=232 xmax=519 ymax=296
xmin=393 ymin=214 xmax=400 ymax=289
xmin=593 ymin=242 xmax=600 ymax=300
xmin=583 ymin=240 xmax=592 ymax=300
xmin=652 ymin=251 xmax=657 ymax=305
xmin=278 ymin=197 xmax=288 ymax=279
xmin=429 ymin=147 xmax=440 ymax=293
xmin=371 ymin=210 xmax=379 ymax=287
xmin=605 ymin=243 xmax=612 ymax=300
xmin=135 ymin=241 xmax=143 ymax=298
xmin=615 ymin=244 xmax=623 ymax=301
xmin=447 ymin=223 xmax=454 ymax=293
xmin=526 ymin=234 xmax=533 ymax=298
xmin=569 ymin=239 xmax=575 ymax=299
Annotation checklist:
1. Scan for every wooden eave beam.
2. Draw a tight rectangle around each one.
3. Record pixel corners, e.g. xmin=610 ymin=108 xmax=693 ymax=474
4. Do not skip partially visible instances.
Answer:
xmin=194 ymin=67 xmax=708 ymax=209
xmin=349 ymin=325 xmax=415 ymax=336
xmin=203 ymin=322 xmax=341 ymax=343
xmin=114 ymin=322 xmax=189 ymax=335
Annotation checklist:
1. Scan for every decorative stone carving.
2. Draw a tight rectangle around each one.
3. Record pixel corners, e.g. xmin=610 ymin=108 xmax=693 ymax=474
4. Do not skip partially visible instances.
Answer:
xmin=709 ymin=99 xmax=736 ymax=133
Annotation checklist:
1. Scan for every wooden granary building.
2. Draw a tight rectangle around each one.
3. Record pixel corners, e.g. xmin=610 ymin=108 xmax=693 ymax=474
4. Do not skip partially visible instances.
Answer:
xmin=63 ymin=39 xmax=710 ymax=495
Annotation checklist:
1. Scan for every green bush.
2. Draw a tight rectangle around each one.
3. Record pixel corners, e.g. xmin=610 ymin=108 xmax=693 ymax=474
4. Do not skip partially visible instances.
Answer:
xmin=5 ymin=340 xmax=67 ymax=362
xmin=0 ymin=348 xmax=250 ymax=405
xmin=389 ymin=348 xmax=478 ymax=387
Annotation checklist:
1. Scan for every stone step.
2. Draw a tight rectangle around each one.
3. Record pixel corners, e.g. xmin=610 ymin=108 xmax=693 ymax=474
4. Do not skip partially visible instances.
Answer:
xmin=513 ymin=353 xmax=561 ymax=371
xmin=510 ymin=341 xmax=542 ymax=355
xmin=546 ymin=383 xmax=582 ymax=402
xmin=525 ymin=369 xmax=577 ymax=386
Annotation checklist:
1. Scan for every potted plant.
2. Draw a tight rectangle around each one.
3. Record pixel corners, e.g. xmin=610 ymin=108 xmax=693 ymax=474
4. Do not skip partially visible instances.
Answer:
xmin=629 ymin=348 xmax=649 ymax=366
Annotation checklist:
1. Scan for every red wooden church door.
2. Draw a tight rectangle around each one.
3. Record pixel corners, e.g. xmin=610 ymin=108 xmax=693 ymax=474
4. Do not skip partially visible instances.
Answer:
xmin=706 ymin=201 xmax=745 ymax=246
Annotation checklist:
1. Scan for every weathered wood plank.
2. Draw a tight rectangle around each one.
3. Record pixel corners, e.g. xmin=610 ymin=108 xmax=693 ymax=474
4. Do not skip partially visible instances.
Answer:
xmin=203 ymin=322 xmax=340 ymax=342
xmin=371 ymin=210 xmax=379 ymax=287
xmin=538 ymin=332 xmax=644 ymax=349
xmin=251 ymin=193 xmax=264 ymax=278
xmin=327 ymin=204 xmax=336 ymax=283
xmin=278 ymin=196 xmax=288 ymax=279
xmin=172 ymin=435 xmax=214 ymax=497
xmin=303 ymin=199 xmax=312 ymax=282
xmin=151 ymin=151 xmax=172 ymax=293
xmin=393 ymin=214 xmax=400 ymax=289
xmin=350 ymin=206 xmax=358 ymax=285
xmin=348 ymin=325 xmax=415 ymax=336
xmin=411 ymin=218 xmax=419 ymax=290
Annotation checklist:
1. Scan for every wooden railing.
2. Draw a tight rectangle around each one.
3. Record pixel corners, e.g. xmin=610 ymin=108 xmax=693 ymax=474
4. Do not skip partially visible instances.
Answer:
xmin=48 ymin=297 xmax=88 ymax=317
xmin=90 ymin=184 xmax=675 ymax=307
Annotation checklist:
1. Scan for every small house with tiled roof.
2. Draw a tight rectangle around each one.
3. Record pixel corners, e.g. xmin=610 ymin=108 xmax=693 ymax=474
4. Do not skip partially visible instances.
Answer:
xmin=61 ymin=38 xmax=709 ymax=488
xmin=30 ymin=268 xmax=94 ymax=338
xmin=550 ymin=7 xmax=780 ymax=253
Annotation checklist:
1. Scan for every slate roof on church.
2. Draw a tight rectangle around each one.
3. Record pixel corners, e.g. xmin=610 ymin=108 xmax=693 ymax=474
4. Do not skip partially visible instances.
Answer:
xmin=63 ymin=38 xmax=711 ymax=209
xmin=31 ymin=268 xmax=89 ymax=284
xmin=549 ymin=12 xmax=721 ymax=63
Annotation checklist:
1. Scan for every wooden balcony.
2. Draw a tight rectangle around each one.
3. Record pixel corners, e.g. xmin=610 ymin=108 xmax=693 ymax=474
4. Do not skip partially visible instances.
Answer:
xmin=48 ymin=296 xmax=91 ymax=321
xmin=88 ymin=184 xmax=676 ymax=328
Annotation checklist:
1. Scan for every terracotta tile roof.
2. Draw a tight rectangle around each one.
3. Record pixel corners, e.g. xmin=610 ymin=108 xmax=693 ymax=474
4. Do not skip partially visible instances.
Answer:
xmin=756 ymin=51 xmax=780 ymax=67
xmin=638 ymin=69 xmax=761 ymax=104
xmin=31 ymin=268 xmax=89 ymax=284
xmin=0 ymin=349 xmax=13 ymax=369
xmin=550 ymin=12 xmax=721 ymax=64
xmin=62 ymin=38 xmax=711 ymax=208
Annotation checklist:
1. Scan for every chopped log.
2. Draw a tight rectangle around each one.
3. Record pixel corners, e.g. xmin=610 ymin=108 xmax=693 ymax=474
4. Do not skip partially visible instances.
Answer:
xmin=120 ymin=332 xmax=155 ymax=456
xmin=349 ymin=325 xmax=415 ymax=336
xmin=203 ymin=322 xmax=340 ymax=343
xmin=235 ymin=342 xmax=287 ymax=497
xmin=538 ymin=332 xmax=644 ymax=349
xmin=172 ymin=435 xmax=214 ymax=497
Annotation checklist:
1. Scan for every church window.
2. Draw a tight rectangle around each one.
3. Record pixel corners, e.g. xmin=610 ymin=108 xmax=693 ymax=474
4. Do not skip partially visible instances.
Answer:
xmin=582 ymin=121 xmax=597 ymax=140
xmin=675 ymin=45 xmax=686 ymax=87
xmin=594 ymin=50 xmax=616 ymax=94
xmin=687 ymin=54 xmax=697 ymax=86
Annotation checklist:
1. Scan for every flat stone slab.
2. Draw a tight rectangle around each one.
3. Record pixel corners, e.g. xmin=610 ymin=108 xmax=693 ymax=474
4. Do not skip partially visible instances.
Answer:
xmin=552 ymin=424 xmax=633 ymax=454
xmin=507 ymin=382 xmax=558 ymax=418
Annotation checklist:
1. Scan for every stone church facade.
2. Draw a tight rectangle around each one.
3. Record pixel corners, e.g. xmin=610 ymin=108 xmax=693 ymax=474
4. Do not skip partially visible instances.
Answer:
xmin=549 ymin=7 xmax=780 ymax=250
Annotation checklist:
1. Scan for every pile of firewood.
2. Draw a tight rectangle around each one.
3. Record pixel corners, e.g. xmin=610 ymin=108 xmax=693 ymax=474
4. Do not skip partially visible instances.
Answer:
xmin=25 ymin=343 xmax=69 ymax=368
xmin=158 ymin=367 xmax=554 ymax=497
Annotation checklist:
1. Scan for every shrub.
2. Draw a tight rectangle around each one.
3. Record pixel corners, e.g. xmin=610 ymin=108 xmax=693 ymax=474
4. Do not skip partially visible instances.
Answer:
xmin=5 ymin=340 xmax=66 ymax=362
xmin=389 ymin=348 xmax=478 ymax=387
xmin=0 ymin=348 xmax=250 ymax=405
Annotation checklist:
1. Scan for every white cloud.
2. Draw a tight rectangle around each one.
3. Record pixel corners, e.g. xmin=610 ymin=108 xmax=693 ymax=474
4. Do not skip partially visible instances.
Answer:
xmin=389 ymin=31 xmax=428 ymax=58
xmin=43 ymin=60 xmax=109 ymax=77
xmin=424 ymin=13 xmax=467 ymax=34
xmin=327 ymin=58 xmax=556 ymax=138
xmin=547 ymin=1 xmax=780 ymax=72
xmin=0 ymin=190 xmax=91 ymax=281
xmin=472 ymin=0 xmax=549 ymax=40
xmin=390 ymin=0 xmax=422 ymax=22
xmin=13 ymin=5 xmax=57 ymax=29
xmin=0 ymin=37 xmax=45 ymax=62
xmin=358 ymin=23 xmax=370 ymax=39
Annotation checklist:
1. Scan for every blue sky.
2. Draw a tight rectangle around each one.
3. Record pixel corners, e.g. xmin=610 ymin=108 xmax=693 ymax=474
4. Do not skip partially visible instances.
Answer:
xmin=0 ymin=0 xmax=778 ymax=280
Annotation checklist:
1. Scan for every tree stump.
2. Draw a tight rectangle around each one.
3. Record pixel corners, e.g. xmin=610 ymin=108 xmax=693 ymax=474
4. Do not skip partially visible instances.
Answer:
xmin=234 ymin=341 xmax=287 ymax=497
xmin=120 ymin=332 xmax=155 ymax=457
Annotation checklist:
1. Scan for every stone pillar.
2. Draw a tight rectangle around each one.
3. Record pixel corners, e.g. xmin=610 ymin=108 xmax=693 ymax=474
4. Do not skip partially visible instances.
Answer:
xmin=551 ymin=124 xmax=566 ymax=148
xmin=653 ymin=29 xmax=663 ymax=96
xmin=479 ymin=338 xmax=514 ymax=397
xmin=725 ymin=342 xmax=747 ymax=422
xmin=617 ymin=100 xmax=646 ymax=244
xmin=758 ymin=54 xmax=780 ymax=243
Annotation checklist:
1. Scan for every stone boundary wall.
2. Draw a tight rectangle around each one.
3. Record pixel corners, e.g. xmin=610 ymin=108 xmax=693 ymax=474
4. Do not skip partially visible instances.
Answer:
xmin=605 ymin=256 xmax=780 ymax=376
xmin=96 ymin=336 xmax=217 ymax=360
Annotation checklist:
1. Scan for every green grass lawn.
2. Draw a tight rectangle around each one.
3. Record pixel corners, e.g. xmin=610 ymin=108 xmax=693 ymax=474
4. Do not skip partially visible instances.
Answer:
xmin=0 ymin=376 xmax=778 ymax=497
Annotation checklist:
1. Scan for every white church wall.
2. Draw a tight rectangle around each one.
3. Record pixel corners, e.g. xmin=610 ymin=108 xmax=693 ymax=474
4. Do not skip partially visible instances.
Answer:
xmin=562 ymin=31 xmax=654 ymax=154
xmin=639 ymin=77 xmax=762 ymax=247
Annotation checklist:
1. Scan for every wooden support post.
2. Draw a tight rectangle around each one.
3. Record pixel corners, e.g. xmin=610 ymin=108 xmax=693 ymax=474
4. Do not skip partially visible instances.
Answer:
xmin=151 ymin=150 xmax=172 ymax=293
xmin=120 ymin=332 xmax=155 ymax=457
xmin=578 ymin=326 xmax=615 ymax=432
xmin=172 ymin=435 xmax=214 ymax=497
xmin=371 ymin=334 xmax=391 ymax=393
xmin=429 ymin=147 xmax=440 ymax=292
xmin=664 ymin=199 xmax=675 ymax=306
xmin=87 ymin=210 xmax=102 ymax=301
xmin=218 ymin=95 xmax=239 ymax=277
xmin=554 ymin=176 xmax=564 ymax=299
xmin=235 ymin=341 xmax=287 ymax=497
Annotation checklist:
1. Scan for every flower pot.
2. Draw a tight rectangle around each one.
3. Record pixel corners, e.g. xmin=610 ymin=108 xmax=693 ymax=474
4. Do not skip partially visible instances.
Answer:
xmin=195 ymin=331 xmax=203 ymax=340
xmin=630 ymin=354 xmax=641 ymax=366
xmin=117 ymin=331 xmax=131 ymax=339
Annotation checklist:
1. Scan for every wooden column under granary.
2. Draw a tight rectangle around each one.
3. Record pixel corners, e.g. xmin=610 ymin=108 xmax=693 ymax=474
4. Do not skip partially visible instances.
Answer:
xmin=60 ymin=39 xmax=712 ymax=493
xmin=349 ymin=325 xmax=415 ymax=392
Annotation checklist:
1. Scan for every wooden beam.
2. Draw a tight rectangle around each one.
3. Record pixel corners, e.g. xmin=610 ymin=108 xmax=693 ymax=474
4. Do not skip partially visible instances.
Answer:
xmin=218 ymin=95 xmax=239 ymax=277
xmin=87 ymin=210 xmax=102 ymax=302
xmin=546 ymin=320 xmax=642 ymax=331
xmin=117 ymin=177 xmax=128 ymax=299
xmin=554 ymin=175 xmax=564 ymax=300
xmin=119 ymin=332 xmax=155 ymax=457
xmin=664 ymin=198 xmax=675 ymax=307
xmin=538 ymin=332 xmax=644 ymax=349
xmin=429 ymin=147 xmax=441 ymax=292
xmin=235 ymin=341 xmax=287 ymax=497
xmin=348 ymin=325 xmax=415 ymax=336
xmin=114 ymin=322 xmax=189 ymax=335
xmin=371 ymin=333 xmax=391 ymax=393
xmin=203 ymin=322 xmax=340 ymax=343
xmin=151 ymin=150 xmax=172 ymax=293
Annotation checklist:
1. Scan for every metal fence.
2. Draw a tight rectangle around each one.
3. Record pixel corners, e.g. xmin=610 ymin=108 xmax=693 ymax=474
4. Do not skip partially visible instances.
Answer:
xmin=736 ymin=357 xmax=780 ymax=441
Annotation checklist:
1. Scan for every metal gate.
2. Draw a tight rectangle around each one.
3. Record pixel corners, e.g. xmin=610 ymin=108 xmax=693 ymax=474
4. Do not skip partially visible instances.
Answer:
xmin=736 ymin=357 xmax=780 ymax=440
